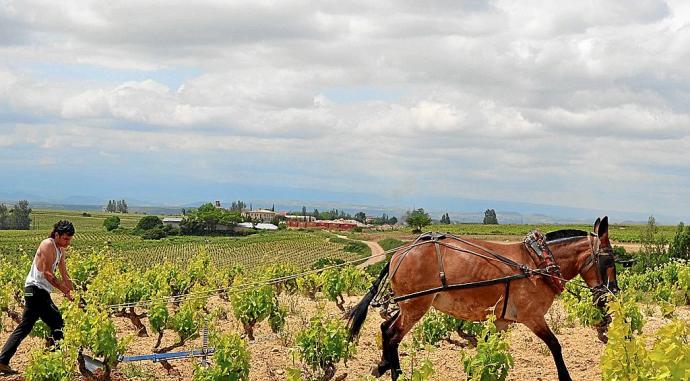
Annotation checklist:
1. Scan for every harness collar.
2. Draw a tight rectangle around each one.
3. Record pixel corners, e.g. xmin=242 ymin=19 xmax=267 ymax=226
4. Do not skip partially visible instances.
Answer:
xmin=524 ymin=230 xmax=566 ymax=293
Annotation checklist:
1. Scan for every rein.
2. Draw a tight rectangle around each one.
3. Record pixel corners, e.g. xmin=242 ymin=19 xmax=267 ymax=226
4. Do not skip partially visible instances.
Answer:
xmin=379 ymin=231 xmax=613 ymax=316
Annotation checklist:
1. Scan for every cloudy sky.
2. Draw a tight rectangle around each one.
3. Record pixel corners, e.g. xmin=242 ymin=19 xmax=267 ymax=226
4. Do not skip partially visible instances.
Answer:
xmin=1 ymin=0 xmax=689 ymax=219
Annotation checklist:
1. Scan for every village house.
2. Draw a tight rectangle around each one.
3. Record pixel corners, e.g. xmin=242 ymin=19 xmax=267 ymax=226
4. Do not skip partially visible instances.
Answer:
xmin=162 ymin=217 xmax=183 ymax=229
xmin=242 ymin=209 xmax=278 ymax=222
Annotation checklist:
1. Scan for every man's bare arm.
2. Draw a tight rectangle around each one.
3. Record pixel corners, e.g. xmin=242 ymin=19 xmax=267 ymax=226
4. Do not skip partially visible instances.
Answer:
xmin=36 ymin=241 xmax=70 ymax=295
xmin=57 ymin=251 xmax=73 ymax=292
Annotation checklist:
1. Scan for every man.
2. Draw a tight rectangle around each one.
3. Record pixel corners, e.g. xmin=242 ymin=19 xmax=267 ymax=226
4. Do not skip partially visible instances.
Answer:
xmin=0 ymin=220 xmax=75 ymax=375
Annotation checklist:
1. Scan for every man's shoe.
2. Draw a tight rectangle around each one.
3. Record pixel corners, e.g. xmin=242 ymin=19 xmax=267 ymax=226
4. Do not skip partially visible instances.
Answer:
xmin=0 ymin=362 xmax=18 ymax=374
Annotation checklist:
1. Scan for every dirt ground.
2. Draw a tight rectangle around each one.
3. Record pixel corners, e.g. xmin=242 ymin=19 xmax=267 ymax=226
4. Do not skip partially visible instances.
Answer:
xmin=1 ymin=293 xmax=687 ymax=381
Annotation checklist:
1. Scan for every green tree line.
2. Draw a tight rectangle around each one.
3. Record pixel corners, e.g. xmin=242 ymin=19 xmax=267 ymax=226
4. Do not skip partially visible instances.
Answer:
xmin=105 ymin=199 xmax=128 ymax=213
xmin=0 ymin=200 xmax=31 ymax=230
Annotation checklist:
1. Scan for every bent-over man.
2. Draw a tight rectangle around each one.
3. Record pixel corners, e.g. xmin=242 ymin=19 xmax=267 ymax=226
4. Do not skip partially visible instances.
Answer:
xmin=0 ymin=220 xmax=75 ymax=375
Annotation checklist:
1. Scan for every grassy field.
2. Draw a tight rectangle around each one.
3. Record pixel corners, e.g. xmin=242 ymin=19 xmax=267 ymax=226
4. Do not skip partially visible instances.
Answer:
xmin=362 ymin=222 xmax=677 ymax=244
xmin=0 ymin=210 xmax=366 ymax=270
xmin=424 ymin=223 xmax=676 ymax=243
xmin=0 ymin=210 xmax=678 ymax=265
xmin=30 ymin=209 xmax=143 ymax=231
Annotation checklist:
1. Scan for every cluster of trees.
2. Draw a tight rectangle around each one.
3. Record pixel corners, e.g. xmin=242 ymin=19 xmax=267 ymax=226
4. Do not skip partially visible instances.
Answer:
xmin=292 ymin=207 xmax=398 ymax=225
xmin=371 ymin=213 xmax=398 ymax=225
xmin=105 ymin=199 xmax=128 ymax=213
xmin=440 ymin=213 xmax=452 ymax=224
xmin=405 ymin=208 xmax=432 ymax=233
xmin=230 ymin=200 xmax=248 ymax=212
xmin=483 ymin=209 xmax=499 ymax=224
xmin=631 ymin=216 xmax=690 ymax=271
xmin=0 ymin=200 xmax=31 ymax=230
xmin=296 ymin=207 xmax=351 ymax=221
xmin=180 ymin=202 xmax=243 ymax=235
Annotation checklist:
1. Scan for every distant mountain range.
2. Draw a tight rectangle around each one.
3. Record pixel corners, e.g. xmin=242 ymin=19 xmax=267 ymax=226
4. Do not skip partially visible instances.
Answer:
xmin=0 ymin=189 xmax=683 ymax=225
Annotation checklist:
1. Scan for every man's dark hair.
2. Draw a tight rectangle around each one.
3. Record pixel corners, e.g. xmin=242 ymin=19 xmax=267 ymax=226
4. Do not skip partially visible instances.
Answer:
xmin=50 ymin=220 xmax=75 ymax=238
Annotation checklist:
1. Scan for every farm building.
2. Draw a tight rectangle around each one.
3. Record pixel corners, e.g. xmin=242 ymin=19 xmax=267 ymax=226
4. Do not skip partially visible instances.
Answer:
xmin=162 ymin=217 xmax=183 ymax=228
xmin=287 ymin=218 xmax=368 ymax=231
xmin=236 ymin=222 xmax=279 ymax=231
xmin=242 ymin=209 xmax=278 ymax=222
xmin=285 ymin=214 xmax=316 ymax=222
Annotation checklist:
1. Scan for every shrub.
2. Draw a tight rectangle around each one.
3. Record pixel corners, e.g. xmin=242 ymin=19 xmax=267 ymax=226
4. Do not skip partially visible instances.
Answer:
xmin=192 ymin=332 xmax=250 ymax=381
xmin=103 ymin=215 xmax=120 ymax=231
xmin=561 ymin=281 xmax=605 ymax=327
xmin=321 ymin=266 xmax=370 ymax=311
xmin=269 ymin=305 xmax=288 ymax=333
xmin=669 ymin=222 xmax=690 ymax=260
xmin=24 ymin=348 xmax=75 ymax=381
xmin=311 ymin=257 xmax=344 ymax=270
xmin=412 ymin=309 xmax=482 ymax=349
xmin=231 ymin=283 xmax=276 ymax=340
xmin=294 ymin=313 xmax=354 ymax=381
xmin=63 ymin=302 xmax=127 ymax=379
xmin=141 ymin=227 xmax=167 ymax=240
xmin=297 ymin=273 xmax=322 ymax=300
xmin=632 ymin=216 xmax=669 ymax=272
xmin=600 ymin=299 xmax=651 ymax=379
xmin=343 ymin=240 xmax=370 ymax=257
xmin=461 ymin=314 xmax=513 ymax=381
xmin=136 ymin=215 xmax=163 ymax=231
xmin=378 ymin=238 xmax=405 ymax=252
xmin=413 ymin=309 xmax=455 ymax=348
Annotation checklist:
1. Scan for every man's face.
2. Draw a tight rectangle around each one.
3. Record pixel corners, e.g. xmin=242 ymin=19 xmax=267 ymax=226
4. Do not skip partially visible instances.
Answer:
xmin=55 ymin=233 xmax=73 ymax=248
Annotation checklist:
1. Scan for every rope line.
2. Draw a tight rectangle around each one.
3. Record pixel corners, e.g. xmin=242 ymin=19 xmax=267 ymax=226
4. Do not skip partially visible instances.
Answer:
xmin=104 ymin=247 xmax=397 ymax=310
xmin=101 ymin=233 xmax=609 ymax=311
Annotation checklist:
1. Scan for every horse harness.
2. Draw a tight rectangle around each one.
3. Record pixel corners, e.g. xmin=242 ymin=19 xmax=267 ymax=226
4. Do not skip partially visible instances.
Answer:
xmin=523 ymin=230 xmax=566 ymax=293
xmin=582 ymin=233 xmax=616 ymax=304
xmin=378 ymin=230 xmax=607 ymax=320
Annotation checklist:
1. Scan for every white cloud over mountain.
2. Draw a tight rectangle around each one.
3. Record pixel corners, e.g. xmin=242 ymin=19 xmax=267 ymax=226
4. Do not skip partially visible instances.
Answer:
xmin=1 ymin=0 xmax=689 ymax=217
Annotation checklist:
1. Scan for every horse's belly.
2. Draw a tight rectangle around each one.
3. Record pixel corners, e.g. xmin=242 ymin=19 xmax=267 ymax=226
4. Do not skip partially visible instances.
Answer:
xmin=431 ymin=286 xmax=506 ymax=321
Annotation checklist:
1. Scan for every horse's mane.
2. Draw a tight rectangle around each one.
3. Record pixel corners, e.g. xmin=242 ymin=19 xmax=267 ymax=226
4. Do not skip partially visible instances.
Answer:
xmin=545 ymin=229 xmax=589 ymax=243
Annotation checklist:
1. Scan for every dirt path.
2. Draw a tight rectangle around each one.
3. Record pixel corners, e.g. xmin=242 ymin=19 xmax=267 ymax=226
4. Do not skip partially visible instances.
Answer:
xmin=334 ymin=234 xmax=386 ymax=269
xmin=357 ymin=240 xmax=386 ymax=268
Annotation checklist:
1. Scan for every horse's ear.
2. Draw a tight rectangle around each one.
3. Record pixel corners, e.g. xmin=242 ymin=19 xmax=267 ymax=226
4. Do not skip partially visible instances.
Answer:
xmin=593 ymin=217 xmax=601 ymax=233
xmin=597 ymin=216 xmax=609 ymax=238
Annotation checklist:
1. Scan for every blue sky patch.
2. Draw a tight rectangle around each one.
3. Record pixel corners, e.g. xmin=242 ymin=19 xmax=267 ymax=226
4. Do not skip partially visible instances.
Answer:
xmin=18 ymin=62 xmax=201 ymax=90
xmin=323 ymin=86 xmax=403 ymax=104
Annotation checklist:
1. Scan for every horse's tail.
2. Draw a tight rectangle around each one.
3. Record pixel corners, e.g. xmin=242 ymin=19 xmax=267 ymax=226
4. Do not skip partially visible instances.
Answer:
xmin=347 ymin=260 xmax=390 ymax=341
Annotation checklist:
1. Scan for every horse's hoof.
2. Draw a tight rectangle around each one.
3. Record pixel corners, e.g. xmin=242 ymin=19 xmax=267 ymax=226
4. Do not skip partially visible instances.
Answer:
xmin=370 ymin=364 xmax=382 ymax=377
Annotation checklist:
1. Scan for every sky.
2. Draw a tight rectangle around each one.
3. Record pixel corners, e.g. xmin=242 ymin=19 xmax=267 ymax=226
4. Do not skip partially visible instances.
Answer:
xmin=1 ymin=0 xmax=689 ymax=220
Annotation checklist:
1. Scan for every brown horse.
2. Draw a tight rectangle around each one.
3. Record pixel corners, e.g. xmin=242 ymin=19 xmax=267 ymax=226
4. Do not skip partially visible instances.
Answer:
xmin=348 ymin=217 xmax=618 ymax=381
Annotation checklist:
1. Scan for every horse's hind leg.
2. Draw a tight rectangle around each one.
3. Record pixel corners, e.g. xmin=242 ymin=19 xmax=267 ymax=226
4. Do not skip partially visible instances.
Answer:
xmin=524 ymin=317 xmax=572 ymax=381
xmin=378 ymin=295 xmax=434 ymax=381
xmin=371 ymin=311 xmax=399 ymax=377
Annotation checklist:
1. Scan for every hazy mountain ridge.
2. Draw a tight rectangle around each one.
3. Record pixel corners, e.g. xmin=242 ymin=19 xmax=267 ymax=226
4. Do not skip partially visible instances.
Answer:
xmin=0 ymin=191 xmax=660 ymax=225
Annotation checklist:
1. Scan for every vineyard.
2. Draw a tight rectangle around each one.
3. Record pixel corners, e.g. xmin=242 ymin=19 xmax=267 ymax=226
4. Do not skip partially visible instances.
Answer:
xmin=0 ymin=244 xmax=688 ymax=380
xmin=0 ymin=210 xmax=688 ymax=380
xmin=113 ymin=232 xmax=366 ymax=269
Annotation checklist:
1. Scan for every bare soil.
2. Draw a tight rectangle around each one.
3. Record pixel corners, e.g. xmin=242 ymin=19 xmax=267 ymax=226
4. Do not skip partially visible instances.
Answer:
xmin=1 ymin=295 xmax=687 ymax=381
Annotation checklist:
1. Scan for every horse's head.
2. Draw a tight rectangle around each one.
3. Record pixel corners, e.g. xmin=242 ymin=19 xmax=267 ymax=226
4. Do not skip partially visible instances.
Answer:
xmin=577 ymin=216 xmax=619 ymax=302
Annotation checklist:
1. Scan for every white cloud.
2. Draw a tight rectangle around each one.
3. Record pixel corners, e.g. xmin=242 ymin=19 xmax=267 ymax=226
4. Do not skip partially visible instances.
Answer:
xmin=1 ymin=0 xmax=690 ymax=216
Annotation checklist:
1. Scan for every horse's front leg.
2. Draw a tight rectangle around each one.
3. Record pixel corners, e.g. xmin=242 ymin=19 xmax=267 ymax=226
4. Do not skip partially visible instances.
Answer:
xmin=524 ymin=317 xmax=572 ymax=381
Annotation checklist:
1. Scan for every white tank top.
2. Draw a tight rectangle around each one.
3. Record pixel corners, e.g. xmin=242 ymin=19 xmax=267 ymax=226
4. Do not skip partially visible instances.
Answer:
xmin=25 ymin=238 xmax=62 ymax=292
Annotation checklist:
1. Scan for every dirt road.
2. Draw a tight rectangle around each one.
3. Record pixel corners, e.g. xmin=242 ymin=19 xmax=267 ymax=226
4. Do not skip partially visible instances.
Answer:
xmin=357 ymin=240 xmax=386 ymax=268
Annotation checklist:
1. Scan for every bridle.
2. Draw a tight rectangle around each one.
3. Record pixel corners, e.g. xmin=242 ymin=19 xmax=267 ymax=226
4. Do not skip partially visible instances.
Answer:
xmin=580 ymin=233 xmax=617 ymax=304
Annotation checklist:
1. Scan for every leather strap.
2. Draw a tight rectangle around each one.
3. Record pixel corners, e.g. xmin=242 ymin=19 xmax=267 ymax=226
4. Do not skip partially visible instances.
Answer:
xmin=434 ymin=240 xmax=448 ymax=287
xmin=500 ymin=281 xmax=511 ymax=320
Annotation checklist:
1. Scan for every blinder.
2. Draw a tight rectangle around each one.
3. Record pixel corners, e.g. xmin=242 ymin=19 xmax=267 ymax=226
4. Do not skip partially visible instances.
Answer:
xmin=581 ymin=234 xmax=619 ymax=304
